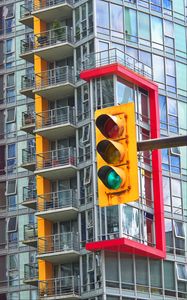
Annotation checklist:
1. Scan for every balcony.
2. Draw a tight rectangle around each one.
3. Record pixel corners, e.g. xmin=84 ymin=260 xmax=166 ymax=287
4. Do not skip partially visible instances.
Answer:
xmin=20 ymin=111 xmax=35 ymax=133
xmin=39 ymin=276 xmax=80 ymax=299
xmin=22 ymin=186 xmax=37 ymax=209
xmin=32 ymin=0 xmax=73 ymax=23
xmin=23 ymin=224 xmax=38 ymax=247
xmin=20 ymin=36 xmax=34 ymax=63
xmin=38 ymin=232 xmax=79 ymax=263
xmin=35 ymin=147 xmax=77 ymax=180
xmin=36 ymin=189 xmax=78 ymax=222
xmin=20 ymin=2 xmax=33 ymax=27
xmin=81 ymin=48 xmax=152 ymax=80
xmin=34 ymin=26 xmax=74 ymax=61
xmin=35 ymin=106 xmax=76 ymax=140
xmin=20 ymin=75 xmax=35 ymax=98
xmin=21 ymin=148 xmax=36 ymax=171
xmin=23 ymin=263 xmax=38 ymax=286
xmin=34 ymin=66 xmax=75 ymax=100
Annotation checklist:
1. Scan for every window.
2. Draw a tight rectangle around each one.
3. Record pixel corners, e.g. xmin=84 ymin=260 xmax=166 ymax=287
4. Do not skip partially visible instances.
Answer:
xmin=9 ymin=254 xmax=18 ymax=270
xmin=152 ymin=55 xmax=165 ymax=85
xmin=176 ymin=264 xmax=187 ymax=281
xmin=174 ymin=221 xmax=185 ymax=238
xmin=6 ymin=179 xmax=16 ymax=195
xmin=162 ymin=148 xmax=180 ymax=174
xmin=8 ymin=217 xmax=17 ymax=232
xmin=7 ymin=143 xmax=16 ymax=174
xmin=125 ymin=8 xmax=137 ymax=42
xmin=166 ymin=59 xmax=176 ymax=93
xmin=96 ymin=0 xmax=109 ymax=32
xmin=111 ymin=4 xmax=123 ymax=36
xmin=151 ymin=16 xmax=163 ymax=49
xmin=6 ymin=108 xmax=15 ymax=123
xmin=138 ymin=12 xmax=150 ymax=44
xmin=6 ymin=87 xmax=15 ymax=103
xmin=84 ymin=166 xmax=92 ymax=185
xmin=151 ymin=0 xmax=161 ymax=12
xmin=159 ymin=96 xmax=178 ymax=133
xmin=8 ymin=196 xmax=16 ymax=211
xmin=82 ymin=124 xmax=90 ymax=144
xmin=7 ymin=73 xmax=14 ymax=87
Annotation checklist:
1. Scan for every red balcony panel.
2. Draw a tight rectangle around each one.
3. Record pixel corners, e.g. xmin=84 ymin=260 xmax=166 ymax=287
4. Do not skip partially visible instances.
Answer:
xmin=81 ymin=63 xmax=166 ymax=259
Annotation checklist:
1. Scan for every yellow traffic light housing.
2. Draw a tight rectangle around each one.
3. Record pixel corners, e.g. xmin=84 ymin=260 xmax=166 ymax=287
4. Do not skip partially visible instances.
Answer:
xmin=95 ymin=103 xmax=139 ymax=207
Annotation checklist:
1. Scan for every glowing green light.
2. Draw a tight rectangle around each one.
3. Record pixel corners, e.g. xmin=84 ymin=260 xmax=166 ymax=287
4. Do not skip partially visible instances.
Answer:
xmin=107 ymin=170 xmax=122 ymax=189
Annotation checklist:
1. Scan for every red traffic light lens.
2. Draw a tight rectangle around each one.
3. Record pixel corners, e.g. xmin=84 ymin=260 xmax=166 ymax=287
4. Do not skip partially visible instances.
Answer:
xmin=104 ymin=119 xmax=119 ymax=139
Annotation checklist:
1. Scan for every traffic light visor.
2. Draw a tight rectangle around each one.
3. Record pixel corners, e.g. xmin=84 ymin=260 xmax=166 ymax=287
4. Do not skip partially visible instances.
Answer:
xmin=97 ymin=140 xmax=126 ymax=164
xmin=98 ymin=166 xmax=126 ymax=190
xmin=96 ymin=114 xmax=124 ymax=139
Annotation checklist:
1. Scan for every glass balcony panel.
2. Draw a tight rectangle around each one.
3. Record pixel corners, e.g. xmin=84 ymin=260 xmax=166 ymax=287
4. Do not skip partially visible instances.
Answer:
xmin=24 ymin=263 xmax=38 ymax=286
xmin=21 ymin=111 xmax=35 ymax=133
xmin=23 ymin=224 xmax=38 ymax=247
xmin=22 ymin=186 xmax=37 ymax=209
xmin=81 ymin=48 xmax=152 ymax=79
xmin=22 ymin=148 xmax=36 ymax=171
xmin=20 ymin=2 xmax=33 ymax=27
xmin=39 ymin=276 xmax=80 ymax=299
xmin=34 ymin=66 xmax=75 ymax=100
xmin=35 ymin=106 xmax=76 ymax=139
xmin=37 ymin=189 xmax=78 ymax=221
xmin=32 ymin=0 xmax=73 ymax=23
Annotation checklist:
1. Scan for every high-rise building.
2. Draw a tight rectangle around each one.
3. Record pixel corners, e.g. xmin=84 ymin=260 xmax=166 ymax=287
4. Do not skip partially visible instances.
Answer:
xmin=0 ymin=0 xmax=186 ymax=299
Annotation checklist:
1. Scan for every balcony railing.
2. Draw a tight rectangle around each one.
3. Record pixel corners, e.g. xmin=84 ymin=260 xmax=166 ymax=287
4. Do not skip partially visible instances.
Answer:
xmin=37 ymin=189 xmax=78 ymax=212
xmin=35 ymin=66 xmax=75 ymax=90
xmin=21 ymin=75 xmax=35 ymax=90
xmin=36 ymin=106 xmax=75 ymax=130
xmin=24 ymin=263 xmax=38 ymax=281
xmin=22 ymin=148 xmax=36 ymax=165
xmin=24 ymin=224 xmax=38 ymax=241
xmin=22 ymin=111 xmax=35 ymax=128
xmin=81 ymin=48 xmax=152 ymax=79
xmin=38 ymin=232 xmax=79 ymax=255
xmin=33 ymin=0 xmax=74 ymax=12
xmin=23 ymin=186 xmax=37 ymax=209
xmin=36 ymin=147 xmax=76 ymax=171
xmin=39 ymin=276 xmax=80 ymax=298
xmin=21 ymin=27 xmax=73 ymax=56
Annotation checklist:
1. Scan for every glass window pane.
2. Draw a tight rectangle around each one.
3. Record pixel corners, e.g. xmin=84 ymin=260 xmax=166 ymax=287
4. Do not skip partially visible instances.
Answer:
xmin=152 ymin=55 xmax=165 ymax=83
xmin=111 ymin=4 xmax=123 ymax=32
xmin=96 ymin=0 xmax=109 ymax=28
xmin=125 ymin=8 xmax=137 ymax=42
xmin=151 ymin=16 xmax=163 ymax=47
xmin=138 ymin=12 xmax=150 ymax=41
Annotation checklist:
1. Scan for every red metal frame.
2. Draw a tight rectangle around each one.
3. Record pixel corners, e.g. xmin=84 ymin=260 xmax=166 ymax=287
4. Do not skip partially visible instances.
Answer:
xmin=80 ymin=63 xmax=166 ymax=259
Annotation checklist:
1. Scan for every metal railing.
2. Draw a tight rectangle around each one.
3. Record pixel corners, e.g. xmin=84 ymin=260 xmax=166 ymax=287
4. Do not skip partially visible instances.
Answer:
xmin=38 ymin=232 xmax=79 ymax=255
xmin=36 ymin=106 xmax=75 ymax=130
xmin=81 ymin=48 xmax=152 ymax=79
xmin=22 ymin=111 xmax=35 ymax=127
xmin=39 ymin=276 xmax=80 ymax=298
xmin=22 ymin=148 xmax=36 ymax=165
xmin=24 ymin=224 xmax=38 ymax=241
xmin=24 ymin=263 xmax=38 ymax=280
xmin=21 ymin=75 xmax=35 ymax=90
xmin=20 ymin=26 xmax=73 ymax=54
xmin=36 ymin=147 xmax=76 ymax=171
xmin=23 ymin=186 xmax=37 ymax=202
xmin=37 ymin=189 xmax=78 ymax=212
xmin=33 ymin=0 xmax=74 ymax=12
xmin=35 ymin=66 xmax=75 ymax=90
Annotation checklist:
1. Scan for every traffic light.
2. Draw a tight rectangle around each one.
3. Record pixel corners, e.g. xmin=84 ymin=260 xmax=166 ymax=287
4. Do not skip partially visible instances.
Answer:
xmin=95 ymin=103 xmax=139 ymax=207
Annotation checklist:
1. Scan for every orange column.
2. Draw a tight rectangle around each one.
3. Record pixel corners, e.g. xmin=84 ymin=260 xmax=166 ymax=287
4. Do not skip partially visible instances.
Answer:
xmin=33 ymin=16 xmax=53 ymax=284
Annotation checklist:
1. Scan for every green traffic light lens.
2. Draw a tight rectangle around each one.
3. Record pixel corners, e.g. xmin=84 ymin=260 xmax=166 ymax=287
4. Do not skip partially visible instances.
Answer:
xmin=107 ymin=170 xmax=122 ymax=189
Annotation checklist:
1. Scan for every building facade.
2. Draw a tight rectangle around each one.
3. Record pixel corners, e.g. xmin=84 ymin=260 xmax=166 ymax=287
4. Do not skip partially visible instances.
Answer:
xmin=0 ymin=0 xmax=186 ymax=299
